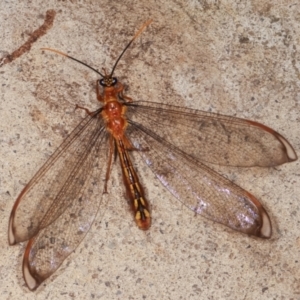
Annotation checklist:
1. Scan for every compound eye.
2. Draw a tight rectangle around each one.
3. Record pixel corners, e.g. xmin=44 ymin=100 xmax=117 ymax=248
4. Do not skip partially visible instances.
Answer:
xmin=112 ymin=77 xmax=118 ymax=85
xmin=99 ymin=79 xmax=106 ymax=87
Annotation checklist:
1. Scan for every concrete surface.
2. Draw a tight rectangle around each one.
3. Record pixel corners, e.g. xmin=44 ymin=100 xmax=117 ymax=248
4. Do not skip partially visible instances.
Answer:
xmin=0 ymin=1 xmax=299 ymax=299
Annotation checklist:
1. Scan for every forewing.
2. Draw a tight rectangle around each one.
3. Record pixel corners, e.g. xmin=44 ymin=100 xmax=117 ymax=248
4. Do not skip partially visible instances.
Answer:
xmin=127 ymin=120 xmax=272 ymax=238
xmin=8 ymin=109 xmax=107 ymax=244
xmin=126 ymin=101 xmax=297 ymax=167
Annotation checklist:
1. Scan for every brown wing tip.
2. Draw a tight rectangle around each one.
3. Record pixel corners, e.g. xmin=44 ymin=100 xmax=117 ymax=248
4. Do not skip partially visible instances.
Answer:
xmin=246 ymin=120 xmax=297 ymax=163
xmin=275 ymin=133 xmax=298 ymax=162
xmin=245 ymin=191 xmax=272 ymax=239
xmin=23 ymin=240 xmax=45 ymax=291
xmin=8 ymin=214 xmax=16 ymax=245
xmin=257 ymin=206 xmax=272 ymax=239
xmin=23 ymin=262 xmax=40 ymax=291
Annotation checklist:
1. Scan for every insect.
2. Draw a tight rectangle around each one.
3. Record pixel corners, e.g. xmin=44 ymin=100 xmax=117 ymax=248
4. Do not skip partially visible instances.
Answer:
xmin=8 ymin=20 xmax=297 ymax=290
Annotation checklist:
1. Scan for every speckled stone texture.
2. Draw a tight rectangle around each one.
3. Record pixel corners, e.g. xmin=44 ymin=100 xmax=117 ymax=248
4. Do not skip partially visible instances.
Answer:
xmin=0 ymin=1 xmax=299 ymax=299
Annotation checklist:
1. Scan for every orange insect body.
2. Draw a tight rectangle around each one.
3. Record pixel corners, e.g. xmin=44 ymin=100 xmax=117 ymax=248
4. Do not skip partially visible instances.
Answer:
xmin=99 ymin=82 xmax=151 ymax=230
xmin=101 ymin=88 xmax=128 ymax=138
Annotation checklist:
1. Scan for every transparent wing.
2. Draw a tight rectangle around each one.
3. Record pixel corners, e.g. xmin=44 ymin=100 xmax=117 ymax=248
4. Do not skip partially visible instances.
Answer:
xmin=126 ymin=118 xmax=272 ymax=239
xmin=126 ymin=101 xmax=297 ymax=167
xmin=8 ymin=109 xmax=110 ymax=290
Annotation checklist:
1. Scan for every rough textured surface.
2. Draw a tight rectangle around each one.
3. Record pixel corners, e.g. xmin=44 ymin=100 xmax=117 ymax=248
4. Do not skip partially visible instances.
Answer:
xmin=0 ymin=1 xmax=299 ymax=299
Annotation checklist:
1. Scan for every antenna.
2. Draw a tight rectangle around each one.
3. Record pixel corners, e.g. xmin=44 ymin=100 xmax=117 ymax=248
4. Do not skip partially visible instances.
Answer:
xmin=41 ymin=20 xmax=152 ymax=78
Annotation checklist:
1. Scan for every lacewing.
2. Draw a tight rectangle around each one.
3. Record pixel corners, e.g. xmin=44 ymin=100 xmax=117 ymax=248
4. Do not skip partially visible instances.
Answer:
xmin=8 ymin=20 xmax=297 ymax=290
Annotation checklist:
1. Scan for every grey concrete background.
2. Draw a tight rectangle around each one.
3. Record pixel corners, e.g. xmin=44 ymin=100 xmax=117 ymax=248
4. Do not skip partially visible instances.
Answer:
xmin=0 ymin=1 xmax=299 ymax=299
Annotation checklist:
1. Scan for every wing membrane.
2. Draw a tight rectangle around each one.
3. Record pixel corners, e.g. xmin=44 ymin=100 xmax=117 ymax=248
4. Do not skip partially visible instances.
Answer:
xmin=126 ymin=101 xmax=297 ymax=167
xmin=23 ymin=122 xmax=109 ymax=289
xmin=127 ymin=119 xmax=271 ymax=238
